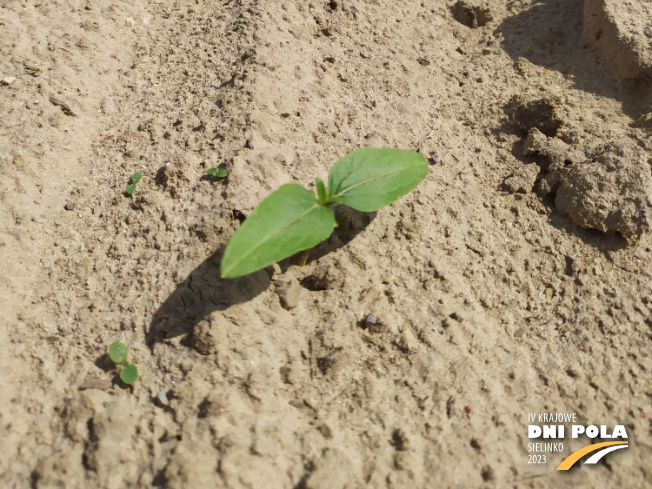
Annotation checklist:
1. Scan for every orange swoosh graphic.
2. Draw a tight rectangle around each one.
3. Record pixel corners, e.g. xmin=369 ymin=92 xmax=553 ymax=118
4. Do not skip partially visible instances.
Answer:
xmin=556 ymin=441 xmax=628 ymax=470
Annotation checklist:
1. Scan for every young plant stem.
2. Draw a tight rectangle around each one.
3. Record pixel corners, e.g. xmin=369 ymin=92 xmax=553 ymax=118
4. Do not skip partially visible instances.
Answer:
xmin=296 ymin=249 xmax=311 ymax=266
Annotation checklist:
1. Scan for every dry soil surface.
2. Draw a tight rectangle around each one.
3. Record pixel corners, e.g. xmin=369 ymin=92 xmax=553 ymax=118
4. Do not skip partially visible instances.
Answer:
xmin=1 ymin=0 xmax=651 ymax=488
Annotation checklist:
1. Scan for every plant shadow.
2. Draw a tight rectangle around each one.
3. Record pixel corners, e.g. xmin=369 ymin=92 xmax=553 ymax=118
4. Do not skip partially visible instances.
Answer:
xmin=307 ymin=205 xmax=377 ymax=264
xmin=94 ymin=353 xmax=115 ymax=372
xmin=147 ymin=246 xmax=270 ymax=347
xmin=148 ymin=207 xmax=375 ymax=346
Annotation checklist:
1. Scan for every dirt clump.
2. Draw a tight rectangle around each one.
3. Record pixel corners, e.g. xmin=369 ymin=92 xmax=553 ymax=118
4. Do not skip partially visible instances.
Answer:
xmin=451 ymin=0 xmax=493 ymax=28
xmin=556 ymin=141 xmax=652 ymax=237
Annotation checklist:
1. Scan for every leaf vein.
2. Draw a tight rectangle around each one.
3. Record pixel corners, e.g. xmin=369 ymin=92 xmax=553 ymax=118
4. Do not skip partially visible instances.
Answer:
xmin=329 ymin=161 xmax=423 ymax=202
xmin=222 ymin=202 xmax=322 ymax=276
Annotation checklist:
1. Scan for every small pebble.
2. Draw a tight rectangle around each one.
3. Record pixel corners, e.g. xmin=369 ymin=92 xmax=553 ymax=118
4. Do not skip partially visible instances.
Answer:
xmin=396 ymin=329 xmax=418 ymax=353
xmin=364 ymin=315 xmax=384 ymax=333
xmin=365 ymin=315 xmax=378 ymax=326
xmin=64 ymin=202 xmax=75 ymax=211
xmin=157 ymin=391 xmax=169 ymax=406
xmin=2 ymin=76 xmax=16 ymax=86
xmin=278 ymin=278 xmax=301 ymax=309
xmin=191 ymin=319 xmax=219 ymax=355
xmin=360 ymin=286 xmax=379 ymax=307
xmin=429 ymin=154 xmax=440 ymax=165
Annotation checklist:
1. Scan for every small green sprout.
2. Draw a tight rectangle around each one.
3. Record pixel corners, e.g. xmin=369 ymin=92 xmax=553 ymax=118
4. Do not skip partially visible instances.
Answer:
xmin=125 ymin=172 xmax=142 ymax=195
xmin=108 ymin=341 xmax=128 ymax=363
xmin=220 ymin=147 xmax=428 ymax=278
xmin=108 ymin=341 xmax=138 ymax=385
xmin=207 ymin=167 xmax=228 ymax=178
xmin=119 ymin=364 xmax=138 ymax=385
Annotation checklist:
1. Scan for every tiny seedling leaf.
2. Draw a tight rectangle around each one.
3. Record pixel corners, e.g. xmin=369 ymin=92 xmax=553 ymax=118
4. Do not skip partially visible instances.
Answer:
xmin=315 ymin=178 xmax=328 ymax=205
xmin=327 ymin=148 xmax=428 ymax=212
xmin=208 ymin=168 xmax=228 ymax=178
xmin=108 ymin=342 xmax=128 ymax=364
xmin=126 ymin=183 xmax=137 ymax=195
xmin=131 ymin=172 xmax=142 ymax=184
xmin=220 ymin=184 xmax=337 ymax=278
xmin=120 ymin=363 xmax=138 ymax=385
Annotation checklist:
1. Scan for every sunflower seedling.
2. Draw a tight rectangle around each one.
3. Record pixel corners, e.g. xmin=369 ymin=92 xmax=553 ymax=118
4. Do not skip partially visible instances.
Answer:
xmin=108 ymin=341 xmax=138 ymax=385
xmin=207 ymin=167 xmax=228 ymax=179
xmin=220 ymin=147 xmax=427 ymax=278
xmin=126 ymin=172 xmax=142 ymax=195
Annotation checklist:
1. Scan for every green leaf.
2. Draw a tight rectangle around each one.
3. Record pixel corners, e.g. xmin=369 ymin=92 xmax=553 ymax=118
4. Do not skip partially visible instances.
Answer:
xmin=208 ymin=168 xmax=227 ymax=178
xmin=327 ymin=148 xmax=428 ymax=212
xmin=108 ymin=342 xmax=128 ymax=364
xmin=315 ymin=178 xmax=328 ymax=205
xmin=120 ymin=364 xmax=138 ymax=385
xmin=221 ymin=184 xmax=336 ymax=278
xmin=131 ymin=172 xmax=142 ymax=184
xmin=126 ymin=183 xmax=137 ymax=195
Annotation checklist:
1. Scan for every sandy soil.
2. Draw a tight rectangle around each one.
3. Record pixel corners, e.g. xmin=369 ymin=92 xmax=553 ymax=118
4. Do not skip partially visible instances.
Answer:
xmin=1 ymin=0 xmax=651 ymax=487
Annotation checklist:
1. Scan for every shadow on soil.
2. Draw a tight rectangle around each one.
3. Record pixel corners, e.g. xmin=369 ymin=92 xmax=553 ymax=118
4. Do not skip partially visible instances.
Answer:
xmin=147 ymin=247 xmax=268 ymax=347
xmin=496 ymin=0 xmax=646 ymax=119
xmin=548 ymin=209 xmax=629 ymax=255
xmin=496 ymin=0 xmax=642 ymax=254
xmin=147 ymin=206 xmax=375 ymax=347
xmin=308 ymin=206 xmax=376 ymax=264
